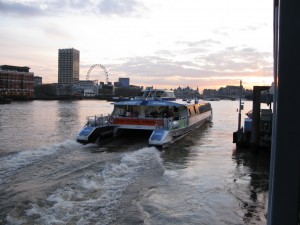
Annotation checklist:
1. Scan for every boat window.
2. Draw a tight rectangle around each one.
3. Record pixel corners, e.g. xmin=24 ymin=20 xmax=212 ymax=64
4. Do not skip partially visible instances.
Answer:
xmin=165 ymin=91 xmax=175 ymax=98
xmin=155 ymin=91 xmax=164 ymax=97
xmin=199 ymin=103 xmax=211 ymax=113
xmin=143 ymin=91 xmax=152 ymax=98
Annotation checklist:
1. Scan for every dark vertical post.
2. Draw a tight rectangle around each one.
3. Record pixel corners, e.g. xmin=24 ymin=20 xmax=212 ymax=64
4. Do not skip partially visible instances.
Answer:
xmin=238 ymin=80 xmax=242 ymax=131
xmin=267 ymin=0 xmax=300 ymax=224
xmin=250 ymin=86 xmax=261 ymax=148
xmin=251 ymin=86 xmax=269 ymax=148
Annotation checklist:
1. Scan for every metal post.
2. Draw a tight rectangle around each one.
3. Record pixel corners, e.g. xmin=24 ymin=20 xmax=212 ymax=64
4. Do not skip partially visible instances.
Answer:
xmin=267 ymin=0 xmax=300 ymax=224
xmin=238 ymin=80 xmax=242 ymax=131
xmin=250 ymin=86 xmax=261 ymax=148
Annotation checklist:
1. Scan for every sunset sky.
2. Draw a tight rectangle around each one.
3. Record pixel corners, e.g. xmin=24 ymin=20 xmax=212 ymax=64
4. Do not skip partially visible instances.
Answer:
xmin=0 ymin=0 xmax=274 ymax=91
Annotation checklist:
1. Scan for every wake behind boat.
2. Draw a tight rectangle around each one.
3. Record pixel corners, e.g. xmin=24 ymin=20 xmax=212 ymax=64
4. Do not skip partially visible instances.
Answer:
xmin=77 ymin=88 xmax=212 ymax=148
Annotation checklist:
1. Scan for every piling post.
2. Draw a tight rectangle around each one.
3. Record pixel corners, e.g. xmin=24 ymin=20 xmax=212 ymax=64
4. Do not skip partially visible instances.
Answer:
xmin=237 ymin=80 xmax=242 ymax=131
xmin=250 ymin=86 xmax=269 ymax=149
xmin=250 ymin=86 xmax=261 ymax=148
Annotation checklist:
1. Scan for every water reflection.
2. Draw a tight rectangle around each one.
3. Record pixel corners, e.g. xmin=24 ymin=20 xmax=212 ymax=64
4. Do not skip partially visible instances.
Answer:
xmin=232 ymin=148 xmax=270 ymax=224
xmin=161 ymin=122 xmax=212 ymax=169
xmin=56 ymin=100 xmax=80 ymax=139
xmin=0 ymin=101 xmax=37 ymax=153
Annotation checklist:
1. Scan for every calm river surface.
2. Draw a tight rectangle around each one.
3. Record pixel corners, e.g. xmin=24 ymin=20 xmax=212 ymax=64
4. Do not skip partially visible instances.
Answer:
xmin=0 ymin=100 xmax=270 ymax=225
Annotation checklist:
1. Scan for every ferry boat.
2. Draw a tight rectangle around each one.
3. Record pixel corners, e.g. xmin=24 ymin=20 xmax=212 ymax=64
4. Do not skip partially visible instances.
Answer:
xmin=77 ymin=88 xmax=212 ymax=147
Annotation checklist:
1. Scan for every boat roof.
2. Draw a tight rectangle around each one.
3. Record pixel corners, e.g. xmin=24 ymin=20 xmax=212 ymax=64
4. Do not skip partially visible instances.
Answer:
xmin=114 ymin=100 xmax=182 ymax=107
xmin=139 ymin=88 xmax=176 ymax=100
xmin=113 ymin=99 xmax=206 ymax=107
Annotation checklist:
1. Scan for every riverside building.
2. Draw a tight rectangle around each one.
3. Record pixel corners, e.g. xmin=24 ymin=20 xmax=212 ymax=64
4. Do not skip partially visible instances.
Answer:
xmin=58 ymin=48 xmax=80 ymax=84
xmin=0 ymin=65 xmax=34 ymax=99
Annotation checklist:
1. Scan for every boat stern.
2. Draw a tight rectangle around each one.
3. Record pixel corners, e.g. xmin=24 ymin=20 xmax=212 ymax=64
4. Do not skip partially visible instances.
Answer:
xmin=76 ymin=126 xmax=114 ymax=144
xmin=148 ymin=128 xmax=172 ymax=147
xmin=77 ymin=126 xmax=97 ymax=143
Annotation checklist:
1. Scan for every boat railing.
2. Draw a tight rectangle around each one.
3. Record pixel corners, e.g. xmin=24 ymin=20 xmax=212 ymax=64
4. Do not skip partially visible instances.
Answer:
xmin=164 ymin=116 xmax=189 ymax=131
xmin=85 ymin=114 xmax=111 ymax=127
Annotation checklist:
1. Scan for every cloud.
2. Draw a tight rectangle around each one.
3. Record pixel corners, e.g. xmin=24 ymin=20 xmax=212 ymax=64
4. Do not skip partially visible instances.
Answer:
xmin=0 ymin=1 xmax=42 ymax=16
xmin=43 ymin=24 xmax=74 ymax=40
xmin=195 ymin=47 xmax=272 ymax=73
xmin=240 ymin=24 xmax=268 ymax=31
xmin=97 ymin=0 xmax=142 ymax=16
xmin=114 ymin=56 xmax=190 ymax=76
xmin=0 ymin=0 xmax=143 ymax=17
xmin=0 ymin=0 xmax=273 ymax=90
xmin=172 ymin=39 xmax=221 ymax=56
xmin=179 ymin=48 xmax=209 ymax=55
xmin=102 ymin=45 xmax=273 ymax=90
xmin=154 ymin=50 xmax=175 ymax=58
xmin=213 ymin=27 xmax=229 ymax=36
xmin=177 ymin=39 xmax=221 ymax=47
xmin=116 ymin=47 xmax=272 ymax=77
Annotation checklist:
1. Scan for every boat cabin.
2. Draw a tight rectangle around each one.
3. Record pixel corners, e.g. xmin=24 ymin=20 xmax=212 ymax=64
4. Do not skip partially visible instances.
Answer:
xmin=111 ymin=100 xmax=187 ymax=120
xmin=135 ymin=88 xmax=176 ymax=101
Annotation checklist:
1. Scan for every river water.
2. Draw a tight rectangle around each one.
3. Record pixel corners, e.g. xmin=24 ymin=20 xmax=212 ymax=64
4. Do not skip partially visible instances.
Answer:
xmin=0 ymin=100 xmax=270 ymax=225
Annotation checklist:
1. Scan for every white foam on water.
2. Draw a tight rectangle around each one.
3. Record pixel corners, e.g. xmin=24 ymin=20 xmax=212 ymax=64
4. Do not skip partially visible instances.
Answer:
xmin=0 ymin=140 xmax=82 ymax=185
xmin=5 ymin=215 xmax=25 ymax=225
xmin=8 ymin=147 xmax=163 ymax=225
xmin=78 ymin=177 xmax=102 ymax=192
xmin=81 ymin=142 xmax=98 ymax=149
xmin=163 ymin=169 xmax=181 ymax=179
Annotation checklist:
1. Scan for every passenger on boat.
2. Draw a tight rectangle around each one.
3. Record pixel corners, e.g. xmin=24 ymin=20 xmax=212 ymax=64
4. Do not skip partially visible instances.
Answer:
xmin=173 ymin=107 xmax=179 ymax=120
xmin=126 ymin=111 xmax=132 ymax=117
xmin=150 ymin=110 xmax=159 ymax=117
xmin=168 ymin=109 xmax=174 ymax=118
xmin=133 ymin=109 xmax=139 ymax=117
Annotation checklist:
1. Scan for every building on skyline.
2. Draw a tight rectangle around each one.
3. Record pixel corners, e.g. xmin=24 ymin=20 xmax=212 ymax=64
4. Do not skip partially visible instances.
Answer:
xmin=0 ymin=65 xmax=34 ymax=99
xmin=174 ymin=86 xmax=200 ymax=99
xmin=114 ymin=77 xmax=130 ymax=87
xmin=202 ymin=85 xmax=253 ymax=99
xmin=58 ymin=48 xmax=80 ymax=84
xmin=73 ymin=80 xmax=98 ymax=97
xmin=34 ymin=76 xmax=42 ymax=86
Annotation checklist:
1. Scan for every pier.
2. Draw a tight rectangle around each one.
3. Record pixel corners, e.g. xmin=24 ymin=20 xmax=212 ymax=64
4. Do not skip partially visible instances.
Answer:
xmin=233 ymin=85 xmax=272 ymax=150
xmin=234 ymin=1 xmax=300 ymax=224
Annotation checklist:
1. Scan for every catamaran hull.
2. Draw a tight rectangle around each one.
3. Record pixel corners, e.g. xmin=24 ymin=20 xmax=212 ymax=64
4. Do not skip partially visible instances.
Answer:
xmin=76 ymin=126 xmax=114 ymax=144
xmin=149 ymin=111 xmax=212 ymax=147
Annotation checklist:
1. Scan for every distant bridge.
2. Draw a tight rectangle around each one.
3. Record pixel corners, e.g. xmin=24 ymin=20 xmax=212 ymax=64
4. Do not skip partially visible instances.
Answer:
xmin=204 ymin=95 xmax=238 ymax=100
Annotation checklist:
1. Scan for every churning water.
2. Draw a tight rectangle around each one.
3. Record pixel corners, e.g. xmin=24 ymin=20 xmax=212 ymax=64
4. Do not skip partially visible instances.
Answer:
xmin=0 ymin=100 xmax=270 ymax=224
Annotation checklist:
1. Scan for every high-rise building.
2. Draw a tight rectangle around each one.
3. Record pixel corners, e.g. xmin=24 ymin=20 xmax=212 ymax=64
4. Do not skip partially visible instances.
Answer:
xmin=58 ymin=48 xmax=80 ymax=84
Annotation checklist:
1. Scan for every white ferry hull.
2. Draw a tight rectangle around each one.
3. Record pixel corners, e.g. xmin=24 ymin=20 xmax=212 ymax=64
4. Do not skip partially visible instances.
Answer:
xmin=149 ymin=110 xmax=212 ymax=147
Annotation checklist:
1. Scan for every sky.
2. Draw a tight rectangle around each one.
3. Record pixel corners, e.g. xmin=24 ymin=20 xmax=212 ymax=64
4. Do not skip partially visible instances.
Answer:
xmin=0 ymin=0 xmax=274 ymax=91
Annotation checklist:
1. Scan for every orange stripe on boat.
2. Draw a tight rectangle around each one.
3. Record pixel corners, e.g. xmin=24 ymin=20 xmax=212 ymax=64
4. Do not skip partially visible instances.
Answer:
xmin=113 ymin=117 xmax=163 ymax=126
